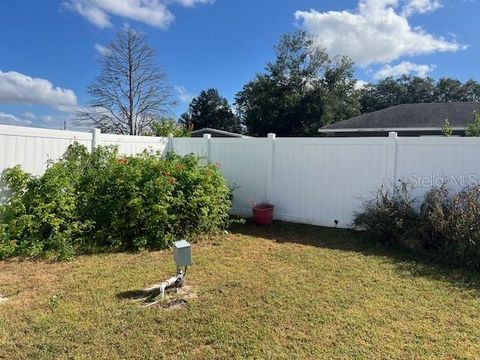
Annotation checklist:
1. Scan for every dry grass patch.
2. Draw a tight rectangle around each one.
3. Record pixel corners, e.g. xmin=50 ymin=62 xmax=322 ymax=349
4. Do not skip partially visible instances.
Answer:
xmin=1 ymin=222 xmax=480 ymax=359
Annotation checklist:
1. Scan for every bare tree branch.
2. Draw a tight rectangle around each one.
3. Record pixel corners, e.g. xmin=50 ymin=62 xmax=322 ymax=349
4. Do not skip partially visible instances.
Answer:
xmin=76 ymin=28 xmax=176 ymax=135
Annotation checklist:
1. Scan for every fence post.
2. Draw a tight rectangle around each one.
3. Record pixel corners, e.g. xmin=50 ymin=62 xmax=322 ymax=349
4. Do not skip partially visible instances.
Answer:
xmin=167 ymin=133 xmax=174 ymax=153
xmin=265 ymin=133 xmax=276 ymax=203
xmin=387 ymin=131 xmax=398 ymax=190
xmin=91 ymin=128 xmax=101 ymax=151
xmin=203 ymin=133 xmax=211 ymax=162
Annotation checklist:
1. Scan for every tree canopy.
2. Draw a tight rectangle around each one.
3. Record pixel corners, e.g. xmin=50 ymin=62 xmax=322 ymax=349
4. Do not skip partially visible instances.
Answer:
xmin=360 ymin=76 xmax=480 ymax=114
xmin=235 ymin=31 xmax=361 ymax=137
xmin=180 ymin=88 xmax=242 ymax=133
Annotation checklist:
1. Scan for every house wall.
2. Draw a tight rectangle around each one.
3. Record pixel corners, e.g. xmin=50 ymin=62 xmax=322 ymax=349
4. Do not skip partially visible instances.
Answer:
xmin=2 ymin=124 xmax=480 ymax=229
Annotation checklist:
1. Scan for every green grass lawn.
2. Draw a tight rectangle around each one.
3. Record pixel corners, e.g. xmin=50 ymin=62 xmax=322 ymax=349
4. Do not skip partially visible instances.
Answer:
xmin=1 ymin=222 xmax=480 ymax=359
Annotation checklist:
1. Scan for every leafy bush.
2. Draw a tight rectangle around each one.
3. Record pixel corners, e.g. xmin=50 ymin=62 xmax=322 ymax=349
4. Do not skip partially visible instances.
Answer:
xmin=150 ymin=117 xmax=191 ymax=137
xmin=355 ymin=183 xmax=480 ymax=268
xmin=0 ymin=144 xmax=231 ymax=259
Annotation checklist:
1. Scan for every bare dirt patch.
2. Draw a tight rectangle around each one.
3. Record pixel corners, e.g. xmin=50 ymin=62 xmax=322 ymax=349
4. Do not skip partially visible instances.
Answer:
xmin=153 ymin=298 xmax=188 ymax=310
xmin=146 ymin=285 xmax=197 ymax=310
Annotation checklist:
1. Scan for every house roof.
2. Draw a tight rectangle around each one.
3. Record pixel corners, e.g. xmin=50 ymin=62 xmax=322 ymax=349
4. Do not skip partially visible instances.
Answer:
xmin=320 ymin=102 xmax=480 ymax=133
xmin=191 ymin=128 xmax=251 ymax=138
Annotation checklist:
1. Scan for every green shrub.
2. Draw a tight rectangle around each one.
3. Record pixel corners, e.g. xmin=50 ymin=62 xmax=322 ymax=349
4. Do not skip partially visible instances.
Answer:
xmin=0 ymin=145 xmax=91 ymax=259
xmin=441 ymin=118 xmax=453 ymax=136
xmin=150 ymin=117 xmax=191 ymax=137
xmin=355 ymin=183 xmax=480 ymax=268
xmin=0 ymin=144 xmax=231 ymax=259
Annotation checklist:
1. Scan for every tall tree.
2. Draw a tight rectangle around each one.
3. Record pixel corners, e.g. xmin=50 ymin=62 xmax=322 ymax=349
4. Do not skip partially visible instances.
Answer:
xmin=235 ymin=31 xmax=360 ymax=137
xmin=179 ymin=88 xmax=242 ymax=133
xmin=77 ymin=28 xmax=174 ymax=135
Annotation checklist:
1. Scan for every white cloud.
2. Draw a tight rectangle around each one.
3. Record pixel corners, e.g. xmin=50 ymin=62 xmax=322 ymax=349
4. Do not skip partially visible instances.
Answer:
xmin=174 ymin=0 xmax=213 ymax=6
xmin=354 ymin=80 xmax=369 ymax=90
xmin=295 ymin=0 xmax=464 ymax=67
xmin=0 ymin=111 xmax=84 ymax=130
xmin=94 ymin=43 xmax=111 ymax=56
xmin=175 ymin=85 xmax=194 ymax=104
xmin=66 ymin=1 xmax=112 ymax=27
xmin=374 ymin=61 xmax=435 ymax=79
xmin=0 ymin=112 xmax=32 ymax=126
xmin=402 ymin=0 xmax=442 ymax=16
xmin=21 ymin=111 xmax=38 ymax=120
xmin=0 ymin=71 xmax=77 ymax=111
xmin=63 ymin=0 xmax=213 ymax=29
xmin=34 ymin=113 xmax=78 ymax=129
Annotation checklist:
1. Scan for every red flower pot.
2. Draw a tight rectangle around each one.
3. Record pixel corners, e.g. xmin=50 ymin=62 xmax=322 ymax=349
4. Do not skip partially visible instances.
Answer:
xmin=253 ymin=203 xmax=274 ymax=225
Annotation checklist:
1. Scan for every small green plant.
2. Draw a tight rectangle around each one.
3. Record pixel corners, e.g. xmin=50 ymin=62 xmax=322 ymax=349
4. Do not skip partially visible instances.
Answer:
xmin=465 ymin=111 xmax=480 ymax=137
xmin=441 ymin=118 xmax=453 ymax=136
xmin=0 ymin=144 xmax=231 ymax=259
xmin=150 ymin=117 xmax=191 ymax=137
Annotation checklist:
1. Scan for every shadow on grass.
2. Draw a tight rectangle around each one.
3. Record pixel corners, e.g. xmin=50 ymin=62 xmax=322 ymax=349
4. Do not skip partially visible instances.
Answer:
xmin=117 ymin=288 xmax=160 ymax=302
xmin=230 ymin=220 xmax=480 ymax=293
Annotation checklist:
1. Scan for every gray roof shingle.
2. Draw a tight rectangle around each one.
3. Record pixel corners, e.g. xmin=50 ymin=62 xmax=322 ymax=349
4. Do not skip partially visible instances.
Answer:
xmin=323 ymin=102 xmax=480 ymax=130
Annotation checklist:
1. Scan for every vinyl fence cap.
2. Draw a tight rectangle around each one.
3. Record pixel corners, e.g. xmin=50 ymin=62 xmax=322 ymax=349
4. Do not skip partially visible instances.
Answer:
xmin=173 ymin=239 xmax=190 ymax=249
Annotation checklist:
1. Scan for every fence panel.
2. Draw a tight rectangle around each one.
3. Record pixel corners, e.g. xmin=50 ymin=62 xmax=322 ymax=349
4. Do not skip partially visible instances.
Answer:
xmin=0 ymin=125 xmax=92 ymax=175
xmin=209 ymin=139 xmax=270 ymax=214
xmin=272 ymin=138 xmax=390 ymax=227
xmin=99 ymin=134 xmax=168 ymax=155
xmin=395 ymin=137 xmax=480 ymax=198
xmin=0 ymin=125 xmax=168 ymax=175
xmin=170 ymin=137 xmax=392 ymax=226
xmin=170 ymin=138 xmax=208 ymax=158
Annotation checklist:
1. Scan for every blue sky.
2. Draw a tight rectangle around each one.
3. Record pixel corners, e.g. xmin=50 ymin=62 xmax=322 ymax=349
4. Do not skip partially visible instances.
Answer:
xmin=0 ymin=0 xmax=478 ymax=129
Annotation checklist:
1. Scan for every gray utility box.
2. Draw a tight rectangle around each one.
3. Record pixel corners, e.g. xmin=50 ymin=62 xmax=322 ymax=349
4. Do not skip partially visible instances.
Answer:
xmin=173 ymin=240 xmax=192 ymax=267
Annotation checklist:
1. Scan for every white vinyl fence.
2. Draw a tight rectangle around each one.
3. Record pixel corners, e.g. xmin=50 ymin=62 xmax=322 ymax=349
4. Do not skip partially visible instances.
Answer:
xmin=2 ymin=124 xmax=480 ymax=228
xmin=0 ymin=125 xmax=168 ymax=175
xmin=172 ymin=133 xmax=480 ymax=228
